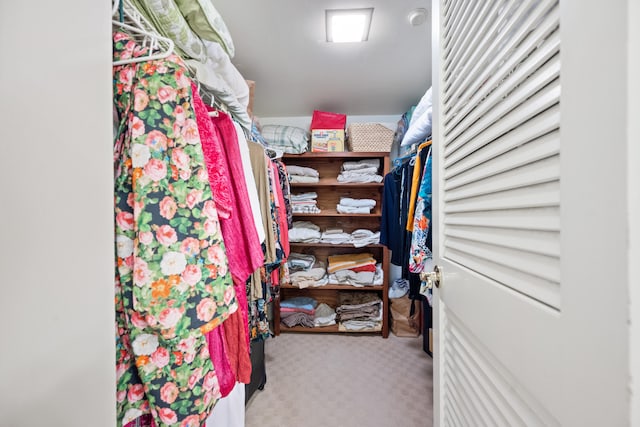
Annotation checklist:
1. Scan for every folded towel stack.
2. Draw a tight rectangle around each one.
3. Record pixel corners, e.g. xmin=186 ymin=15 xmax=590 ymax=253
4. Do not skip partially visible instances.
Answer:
xmin=336 ymin=197 xmax=376 ymax=214
xmin=327 ymin=253 xmax=377 ymax=274
xmin=287 ymin=165 xmax=320 ymax=184
xmin=320 ymin=228 xmax=352 ymax=244
xmin=289 ymin=221 xmax=322 ymax=243
xmin=291 ymin=192 xmax=321 ymax=214
xmin=280 ymin=296 xmax=318 ymax=328
xmin=336 ymin=291 xmax=383 ymax=332
xmin=287 ymin=253 xmax=316 ymax=271
xmin=337 ymin=159 xmax=383 ymax=183
xmin=350 ymin=229 xmax=381 ymax=247
xmin=328 ymin=263 xmax=383 ymax=287
xmin=314 ymin=303 xmax=337 ymax=327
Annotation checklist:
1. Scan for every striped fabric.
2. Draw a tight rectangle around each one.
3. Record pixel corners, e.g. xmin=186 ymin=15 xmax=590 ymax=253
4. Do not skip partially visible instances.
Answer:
xmin=261 ymin=125 xmax=309 ymax=154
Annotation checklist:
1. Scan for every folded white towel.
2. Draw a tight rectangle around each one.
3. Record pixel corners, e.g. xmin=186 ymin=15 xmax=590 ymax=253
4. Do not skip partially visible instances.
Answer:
xmin=337 ymin=205 xmax=372 ymax=214
xmin=287 ymin=165 xmax=320 ymax=177
xmin=289 ymin=175 xmax=320 ymax=183
xmin=342 ymin=159 xmax=380 ymax=171
xmin=337 ymin=173 xmax=384 ymax=183
xmin=340 ymin=166 xmax=379 ymax=175
xmin=290 ymin=192 xmax=318 ymax=201
xmin=339 ymin=197 xmax=376 ymax=208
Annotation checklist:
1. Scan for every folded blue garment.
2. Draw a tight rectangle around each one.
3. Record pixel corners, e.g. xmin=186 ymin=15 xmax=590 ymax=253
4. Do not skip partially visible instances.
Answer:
xmin=280 ymin=296 xmax=318 ymax=310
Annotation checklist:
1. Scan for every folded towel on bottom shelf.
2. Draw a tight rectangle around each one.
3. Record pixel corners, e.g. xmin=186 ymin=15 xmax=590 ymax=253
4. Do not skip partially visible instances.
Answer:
xmin=281 ymin=311 xmax=315 ymax=328
xmin=314 ymin=303 xmax=337 ymax=327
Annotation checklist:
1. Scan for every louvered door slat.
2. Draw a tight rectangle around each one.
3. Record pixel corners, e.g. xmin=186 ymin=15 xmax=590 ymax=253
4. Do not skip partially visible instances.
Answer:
xmin=444 ymin=207 xmax=560 ymax=232
xmin=444 ymin=73 xmax=560 ymax=158
xmin=444 ymin=0 xmax=499 ymax=79
xmin=444 ymin=155 xmax=559 ymax=202
xmin=444 ymin=0 xmax=476 ymax=55
xmin=444 ymin=104 xmax=559 ymax=169
xmin=443 ymin=181 xmax=559 ymax=213
xmin=444 ymin=0 xmax=557 ymax=108
xmin=445 ymin=226 xmax=560 ymax=257
xmin=443 ymin=0 xmax=468 ymax=45
xmin=444 ymin=1 xmax=519 ymax=95
xmin=445 ymin=25 xmax=560 ymax=138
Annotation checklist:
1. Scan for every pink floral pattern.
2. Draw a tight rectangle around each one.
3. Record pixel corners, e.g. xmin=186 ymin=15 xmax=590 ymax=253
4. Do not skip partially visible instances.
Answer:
xmin=113 ymin=31 xmax=237 ymax=427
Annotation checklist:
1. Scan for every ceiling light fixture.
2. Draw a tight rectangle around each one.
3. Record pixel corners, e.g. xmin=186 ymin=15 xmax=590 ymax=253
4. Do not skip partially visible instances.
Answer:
xmin=326 ymin=8 xmax=374 ymax=43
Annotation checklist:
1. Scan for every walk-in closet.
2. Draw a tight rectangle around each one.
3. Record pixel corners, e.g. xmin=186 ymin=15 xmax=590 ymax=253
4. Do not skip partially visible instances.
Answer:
xmin=2 ymin=1 xmax=638 ymax=427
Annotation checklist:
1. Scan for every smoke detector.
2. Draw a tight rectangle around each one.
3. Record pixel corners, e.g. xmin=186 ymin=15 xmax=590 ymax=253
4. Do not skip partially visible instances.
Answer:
xmin=408 ymin=8 xmax=428 ymax=26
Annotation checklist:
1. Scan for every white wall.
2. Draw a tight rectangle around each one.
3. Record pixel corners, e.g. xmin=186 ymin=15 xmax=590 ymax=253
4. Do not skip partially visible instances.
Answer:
xmin=258 ymin=114 xmax=400 ymax=131
xmin=0 ymin=2 xmax=116 ymax=426
xmin=629 ymin=0 xmax=640 ymax=424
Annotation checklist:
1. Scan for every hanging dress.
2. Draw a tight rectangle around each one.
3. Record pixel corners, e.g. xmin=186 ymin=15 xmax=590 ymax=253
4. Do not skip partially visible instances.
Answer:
xmin=113 ymin=31 xmax=237 ymax=427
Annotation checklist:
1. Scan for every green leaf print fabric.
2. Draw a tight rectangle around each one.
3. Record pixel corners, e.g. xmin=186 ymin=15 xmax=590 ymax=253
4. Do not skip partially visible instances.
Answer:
xmin=113 ymin=31 xmax=238 ymax=427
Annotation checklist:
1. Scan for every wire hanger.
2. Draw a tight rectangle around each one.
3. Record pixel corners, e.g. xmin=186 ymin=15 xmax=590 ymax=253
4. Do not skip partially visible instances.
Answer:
xmin=112 ymin=0 xmax=175 ymax=66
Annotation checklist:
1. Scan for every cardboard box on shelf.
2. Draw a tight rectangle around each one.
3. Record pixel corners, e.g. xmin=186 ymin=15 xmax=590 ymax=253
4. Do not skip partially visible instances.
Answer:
xmin=311 ymin=129 xmax=345 ymax=152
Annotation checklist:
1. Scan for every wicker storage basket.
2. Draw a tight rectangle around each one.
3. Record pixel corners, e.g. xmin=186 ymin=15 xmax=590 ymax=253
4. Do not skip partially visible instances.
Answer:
xmin=347 ymin=123 xmax=394 ymax=152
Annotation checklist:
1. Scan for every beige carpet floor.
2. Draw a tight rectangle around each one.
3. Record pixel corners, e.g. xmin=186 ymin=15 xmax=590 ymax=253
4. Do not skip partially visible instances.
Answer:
xmin=245 ymin=332 xmax=433 ymax=427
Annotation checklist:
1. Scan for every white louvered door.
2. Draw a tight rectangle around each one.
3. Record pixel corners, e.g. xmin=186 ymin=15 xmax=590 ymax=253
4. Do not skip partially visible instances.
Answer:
xmin=431 ymin=0 xmax=630 ymax=425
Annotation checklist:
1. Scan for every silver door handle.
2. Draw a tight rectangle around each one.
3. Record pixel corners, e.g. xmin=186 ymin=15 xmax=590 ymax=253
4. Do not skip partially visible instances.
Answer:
xmin=420 ymin=265 xmax=442 ymax=289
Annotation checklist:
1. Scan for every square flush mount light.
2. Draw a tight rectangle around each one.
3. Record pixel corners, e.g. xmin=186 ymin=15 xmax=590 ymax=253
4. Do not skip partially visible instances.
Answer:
xmin=326 ymin=8 xmax=374 ymax=43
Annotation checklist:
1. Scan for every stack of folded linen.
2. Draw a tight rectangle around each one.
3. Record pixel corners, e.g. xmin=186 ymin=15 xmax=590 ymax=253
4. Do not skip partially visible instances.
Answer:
xmin=350 ymin=229 xmax=381 ymax=247
xmin=326 ymin=253 xmax=378 ymax=286
xmin=336 ymin=291 xmax=383 ymax=331
xmin=287 ymin=253 xmax=316 ymax=271
xmin=289 ymin=221 xmax=322 ymax=243
xmin=291 ymin=192 xmax=321 ymax=214
xmin=328 ymin=263 xmax=383 ymax=287
xmin=320 ymin=227 xmax=352 ymax=244
xmin=280 ymin=296 xmax=318 ymax=328
xmin=314 ymin=303 xmax=337 ymax=327
xmin=287 ymin=253 xmax=329 ymax=288
xmin=337 ymin=159 xmax=383 ymax=183
xmin=287 ymin=165 xmax=320 ymax=183
xmin=327 ymin=253 xmax=377 ymax=273
xmin=336 ymin=197 xmax=376 ymax=214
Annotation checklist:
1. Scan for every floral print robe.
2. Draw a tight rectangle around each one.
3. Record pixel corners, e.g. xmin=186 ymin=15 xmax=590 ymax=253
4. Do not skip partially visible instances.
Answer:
xmin=113 ymin=31 xmax=237 ymax=427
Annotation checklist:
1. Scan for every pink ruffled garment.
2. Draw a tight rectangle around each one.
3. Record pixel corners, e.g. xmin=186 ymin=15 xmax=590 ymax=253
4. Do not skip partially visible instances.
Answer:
xmin=190 ymin=83 xmax=233 ymax=219
xmin=204 ymin=110 xmax=263 ymax=382
xmin=208 ymin=110 xmax=264 ymax=284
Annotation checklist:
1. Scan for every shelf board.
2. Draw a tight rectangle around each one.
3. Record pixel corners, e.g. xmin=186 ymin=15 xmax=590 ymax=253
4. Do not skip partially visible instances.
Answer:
xmin=281 ymin=284 xmax=384 ymax=291
xmin=279 ymin=324 xmax=383 ymax=334
xmin=293 ymin=211 xmax=381 ymax=218
xmin=290 ymin=178 xmax=383 ymax=188
xmin=290 ymin=242 xmax=383 ymax=248
xmin=283 ymin=152 xmax=388 ymax=159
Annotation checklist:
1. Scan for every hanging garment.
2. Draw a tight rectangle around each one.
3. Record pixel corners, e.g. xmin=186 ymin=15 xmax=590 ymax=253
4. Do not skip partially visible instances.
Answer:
xmin=406 ymin=140 xmax=432 ymax=232
xmin=232 ymin=121 xmax=266 ymax=244
xmin=248 ymin=141 xmax=277 ymax=265
xmin=274 ymin=160 xmax=293 ymax=229
xmin=209 ymin=111 xmax=264 ymax=284
xmin=190 ymin=82 xmax=233 ymax=219
xmin=113 ymin=31 xmax=238 ymax=427
xmin=409 ymin=150 xmax=433 ymax=273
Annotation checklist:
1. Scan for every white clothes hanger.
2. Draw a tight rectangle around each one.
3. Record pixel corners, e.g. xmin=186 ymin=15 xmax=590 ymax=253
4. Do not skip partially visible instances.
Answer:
xmin=112 ymin=0 xmax=174 ymax=66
